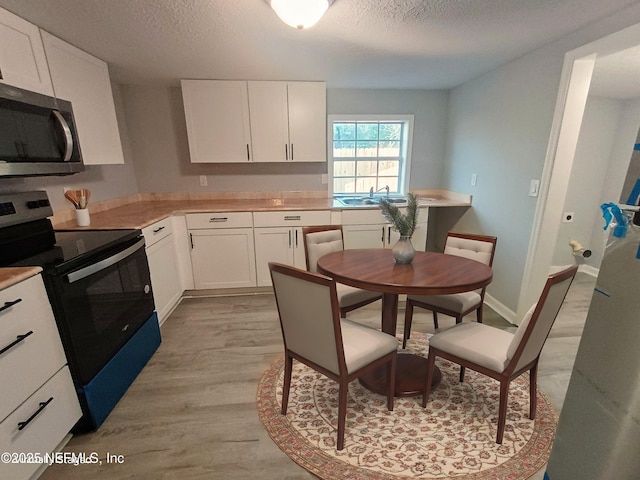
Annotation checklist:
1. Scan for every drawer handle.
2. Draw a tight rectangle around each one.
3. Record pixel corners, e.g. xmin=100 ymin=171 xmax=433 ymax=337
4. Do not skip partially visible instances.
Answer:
xmin=152 ymin=226 xmax=166 ymax=234
xmin=0 ymin=298 xmax=22 ymax=314
xmin=284 ymin=216 xmax=301 ymax=221
xmin=210 ymin=217 xmax=228 ymax=223
xmin=18 ymin=396 xmax=54 ymax=431
xmin=0 ymin=330 xmax=33 ymax=356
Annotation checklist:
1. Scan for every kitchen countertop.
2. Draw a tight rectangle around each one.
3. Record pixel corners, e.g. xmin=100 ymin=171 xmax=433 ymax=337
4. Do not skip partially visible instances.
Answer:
xmin=52 ymin=191 xmax=471 ymax=231
xmin=0 ymin=267 xmax=43 ymax=291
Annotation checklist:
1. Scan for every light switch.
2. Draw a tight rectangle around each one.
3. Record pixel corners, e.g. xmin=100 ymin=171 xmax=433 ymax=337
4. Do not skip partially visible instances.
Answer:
xmin=529 ymin=179 xmax=540 ymax=197
xmin=200 ymin=175 xmax=208 ymax=187
xmin=471 ymin=173 xmax=477 ymax=186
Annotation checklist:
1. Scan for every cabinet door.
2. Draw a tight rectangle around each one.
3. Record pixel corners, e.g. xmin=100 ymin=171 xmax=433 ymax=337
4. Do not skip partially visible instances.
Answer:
xmin=287 ymin=82 xmax=326 ymax=162
xmin=182 ymin=80 xmax=252 ymax=163
xmin=0 ymin=8 xmax=53 ymax=95
xmin=254 ymin=227 xmax=294 ymax=286
xmin=146 ymin=234 xmax=182 ymax=325
xmin=41 ymin=31 xmax=124 ymax=165
xmin=343 ymin=224 xmax=386 ymax=250
xmin=190 ymin=228 xmax=256 ymax=289
xmin=247 ymin=81 xmax=289 ymax=162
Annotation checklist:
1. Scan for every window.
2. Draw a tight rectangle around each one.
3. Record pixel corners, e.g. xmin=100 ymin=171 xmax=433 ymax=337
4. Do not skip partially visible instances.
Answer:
xmin=329 ymin=115 xmax=413 ymax=196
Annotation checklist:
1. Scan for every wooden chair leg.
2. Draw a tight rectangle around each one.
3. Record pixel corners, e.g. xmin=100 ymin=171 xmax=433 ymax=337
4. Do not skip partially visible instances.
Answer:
xmin=459 ymin=366 xmax=466 ymax=383
xmin=402 ymin=301 xmax=414 ymax=349
xmin=337 ymin=380 xmax=348 ymax=450
xmin=476 ymin=304 xmax=484 ymax=323
xmin=281 ymin=353 xmax=293 ymax=415
xmin=529 ymin=362 xmax=538 ymax=420
xmin=496 ymin=380 xmax=510 ymax=444
xmin=387 ymin=354 xmax=396 ymax=411
xmin=422 ymin=350 xmax=437 ymax=408
xmin=433 ymin=311 xmax=439 ymax=330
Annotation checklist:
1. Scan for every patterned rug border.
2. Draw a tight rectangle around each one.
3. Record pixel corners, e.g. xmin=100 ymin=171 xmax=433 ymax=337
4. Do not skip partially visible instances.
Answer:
xmin=257 ymin=334 xmax=558 ymax=480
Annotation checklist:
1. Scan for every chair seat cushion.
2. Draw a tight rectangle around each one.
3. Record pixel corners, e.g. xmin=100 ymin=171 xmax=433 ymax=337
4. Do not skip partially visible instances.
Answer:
xmin=429 ymin=323 xmax=514 ymax=373
xmin=337 ymin=283 xmax=382 ymax=308
xmin=340 ymin=319 xmax=398 ymax=374
xmin=408 ymin=291 xmax=481 ymax=314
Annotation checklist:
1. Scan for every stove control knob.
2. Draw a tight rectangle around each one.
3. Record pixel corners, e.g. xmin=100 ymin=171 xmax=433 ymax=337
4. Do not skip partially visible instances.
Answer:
xmin=26 ymin=200 xmax=39 ymax=209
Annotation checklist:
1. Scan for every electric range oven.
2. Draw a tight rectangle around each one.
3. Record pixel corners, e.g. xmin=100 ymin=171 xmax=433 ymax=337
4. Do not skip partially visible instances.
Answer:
xmin=0 ymin=191 xmax=161 ymax=431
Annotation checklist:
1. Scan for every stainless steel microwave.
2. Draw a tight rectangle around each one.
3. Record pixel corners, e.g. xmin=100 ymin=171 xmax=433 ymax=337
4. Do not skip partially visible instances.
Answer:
xmin=0 ymin=83 xmax=84 ymax=177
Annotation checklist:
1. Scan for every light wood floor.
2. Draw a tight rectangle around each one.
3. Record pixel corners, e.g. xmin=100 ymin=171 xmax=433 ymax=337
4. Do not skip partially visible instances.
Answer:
xmin=39 ymin=273 xmax=595 ymax=480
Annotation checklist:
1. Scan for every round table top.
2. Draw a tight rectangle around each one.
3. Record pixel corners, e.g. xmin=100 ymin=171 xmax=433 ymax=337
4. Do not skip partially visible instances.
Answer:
xmin=317 ymin=249 xmax=493 ymax=295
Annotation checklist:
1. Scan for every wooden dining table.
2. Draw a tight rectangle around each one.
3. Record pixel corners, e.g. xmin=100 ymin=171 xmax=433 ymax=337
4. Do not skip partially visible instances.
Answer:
xmin=317 ymin=248 xmax=493 ymax=396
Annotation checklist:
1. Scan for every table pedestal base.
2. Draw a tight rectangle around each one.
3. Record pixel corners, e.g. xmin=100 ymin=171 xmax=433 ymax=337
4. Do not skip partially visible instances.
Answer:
xmin=359 ymin=353 xmax=441 ymax=397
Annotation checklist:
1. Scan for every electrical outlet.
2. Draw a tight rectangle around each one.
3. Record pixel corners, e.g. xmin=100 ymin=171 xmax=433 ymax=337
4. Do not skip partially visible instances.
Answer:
xmin=563 ymin=212 xmax=575 ymax=223
xmin=199 ymin=175 xmax=207 ymax=187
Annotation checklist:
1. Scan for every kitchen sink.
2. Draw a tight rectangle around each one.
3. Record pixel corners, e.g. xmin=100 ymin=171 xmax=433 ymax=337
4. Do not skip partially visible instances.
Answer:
xmin=335 ymin=196 xmax=407 ymax=206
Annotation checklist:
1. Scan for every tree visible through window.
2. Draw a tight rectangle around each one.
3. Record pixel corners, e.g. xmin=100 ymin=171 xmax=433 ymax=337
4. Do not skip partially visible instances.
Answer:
xmin=330 ymin=116 xmax=412 ymax=196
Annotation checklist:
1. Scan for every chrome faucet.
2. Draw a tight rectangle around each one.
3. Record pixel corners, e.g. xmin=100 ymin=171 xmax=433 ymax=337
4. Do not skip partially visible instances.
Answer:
xmin=370 ymin=185 xmax=390 ymax=198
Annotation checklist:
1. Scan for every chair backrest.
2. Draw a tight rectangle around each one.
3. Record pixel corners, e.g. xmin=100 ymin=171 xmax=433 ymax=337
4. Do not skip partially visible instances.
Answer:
xmin=444 ymin=232 xmax=497 ymax=267
xmin=506 ymin=265 xmax=578 ymax=374
xmin=302 ymin=225 xmax=344 ymax=273
xmin=269 ymin=262 xmax=345 ymax=376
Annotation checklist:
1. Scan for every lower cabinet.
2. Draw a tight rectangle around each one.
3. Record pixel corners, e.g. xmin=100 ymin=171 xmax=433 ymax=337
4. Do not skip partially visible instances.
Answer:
xmin=341 ymin=208 xmax=428 ymax=251
xmin=143 ymin=218 xmax=182 ymax=325
xmin=187 ymin=212 xmax=257 ymax=289
xmin=253 ymin=210 xmax=331 ymax=286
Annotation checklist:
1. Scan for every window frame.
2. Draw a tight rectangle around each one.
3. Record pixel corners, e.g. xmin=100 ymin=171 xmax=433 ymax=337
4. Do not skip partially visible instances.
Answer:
xmin=327 ymin=114 xmax=414 ymax=197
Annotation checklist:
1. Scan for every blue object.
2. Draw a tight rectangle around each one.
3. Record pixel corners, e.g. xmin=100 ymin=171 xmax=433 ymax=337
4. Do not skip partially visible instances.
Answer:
xmin=600 ymin=202 xmax=628 ymax=238
xmin=626 ymin=178 xmax=640 ymax=206
xmin=81 ymin=312 xmax=161 ymax=429
xmin=544 ymin=473 xmax=551 ymax=480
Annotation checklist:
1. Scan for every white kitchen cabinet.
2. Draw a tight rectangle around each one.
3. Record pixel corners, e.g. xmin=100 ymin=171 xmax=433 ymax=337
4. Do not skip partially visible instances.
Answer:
xmin=181 ymin=80 xmax=252 ymax=163
xmin=341 ymin=207 xmax=428 ymax=251
xmin=0 ymin=7 xmax=53 ymax=95
xmin=142 ymin=218 xmax=183 ymax=325
xmin=41 ymin=31 xmax=125 ymax=165
xmin=248 ymin=81 xmax=326 ymax=162
xmin=0 ymin=273 xmax=81 ymax=480
xmin=253 ymin=210 xmax=331 ymax=286
xmin=187 ymin=212 xmax=257 ymax=289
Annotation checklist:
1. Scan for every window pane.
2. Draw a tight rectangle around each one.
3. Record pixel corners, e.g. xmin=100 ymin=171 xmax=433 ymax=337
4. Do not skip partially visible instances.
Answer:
xmin=379 ymin=177 xmax=399 ymax=192
xmin=356 ymin=123 xmax=378 ymax=140
xmin=333 ymin=141 xmax=355 ymax=157
xmin=379 ymin=160 xmax=399 ymax=176
xmin=334 ymin=160 xmax=355 ymax=176
xmin=379 ymin=141 xmax=400 ymax=157
xmin=355 ymin=177 xmax=377 ymax=193
xmin=356 ymin=161 xmax=378 ymax=177
xmin=379 ymin=123 xmax=401 ymax=140
xmin=333 ymin=123 xmax=355 ymax=140
xmin=356 ymin=141 xmax=378 ymax=157
xmin=334 ymin=178 xmax=355 ymax=193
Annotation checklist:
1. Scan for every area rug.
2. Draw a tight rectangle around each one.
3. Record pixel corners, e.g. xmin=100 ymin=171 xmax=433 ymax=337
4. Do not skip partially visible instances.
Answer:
xmin=256 ymin=332 xmax=557 ymax=479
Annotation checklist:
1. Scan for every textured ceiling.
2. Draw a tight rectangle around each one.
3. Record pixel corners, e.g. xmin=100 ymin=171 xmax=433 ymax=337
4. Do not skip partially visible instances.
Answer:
xmin=0 ymin=0 xmax=638 ymax=92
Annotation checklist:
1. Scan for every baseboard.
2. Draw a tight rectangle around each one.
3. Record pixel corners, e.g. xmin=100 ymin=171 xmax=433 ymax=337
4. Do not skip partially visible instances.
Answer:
xmin=484 ymin=293 xmax=519 ymax=325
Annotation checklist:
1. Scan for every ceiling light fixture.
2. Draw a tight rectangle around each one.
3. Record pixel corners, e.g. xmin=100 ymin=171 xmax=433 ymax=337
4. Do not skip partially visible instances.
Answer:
xmin=267 ymin=0 xmax=334 ymax=30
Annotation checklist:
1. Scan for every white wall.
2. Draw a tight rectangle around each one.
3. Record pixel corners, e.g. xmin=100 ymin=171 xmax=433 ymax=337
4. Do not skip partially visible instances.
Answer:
xmin=443 ymin=4 xmax=640 ymax=316
xmin=121 ymin=86 xmax=449 ymax=194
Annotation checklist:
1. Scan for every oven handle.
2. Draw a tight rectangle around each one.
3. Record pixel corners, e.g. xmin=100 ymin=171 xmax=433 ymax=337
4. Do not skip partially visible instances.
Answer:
xmin=66 ymin=238 xmax=145 ymax=284
xmin=51 ymin=110 xmax=74 ymax=162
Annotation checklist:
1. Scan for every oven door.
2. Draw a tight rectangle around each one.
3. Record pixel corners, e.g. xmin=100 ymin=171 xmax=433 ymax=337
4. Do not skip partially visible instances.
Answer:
xmin=49 ymin=237 xmax=155 ymax=385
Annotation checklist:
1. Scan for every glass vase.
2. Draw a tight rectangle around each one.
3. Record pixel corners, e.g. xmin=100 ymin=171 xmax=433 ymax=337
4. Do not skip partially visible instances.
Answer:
xmin=392 ymin=235 xmax=415 ymax=264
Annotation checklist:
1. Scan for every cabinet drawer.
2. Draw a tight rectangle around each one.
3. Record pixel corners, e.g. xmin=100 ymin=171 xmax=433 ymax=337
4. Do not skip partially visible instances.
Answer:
xmin=142 ymin=217 xmax=173 ymax=246
xmin=186 ymin=212 xmax=253 ymax=229
xmin=253 ymin=210 xmax=331 ymax=227
xmin=0 ymin=366 xmax=81 ymax=480
xmin=0 ymin=275 xmax=68 ymax=422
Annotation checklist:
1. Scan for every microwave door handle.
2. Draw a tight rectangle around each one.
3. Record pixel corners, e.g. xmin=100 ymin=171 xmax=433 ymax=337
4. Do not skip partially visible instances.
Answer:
xmin=66 ymin=238 xmax=145 ymax=284
xmin=51 ymin=110 xmax=74 ymax=162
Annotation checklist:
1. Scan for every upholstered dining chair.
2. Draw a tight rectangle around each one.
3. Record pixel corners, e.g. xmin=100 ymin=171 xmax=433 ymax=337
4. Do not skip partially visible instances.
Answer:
xmin=303 ymin=225 xmax=383 ymax=317
xmin=402 ymin=232 xmax=497 ymax=348
xmin=422 ymin=264 xmax=578 ymax=444
xmin=269 ymin=262 xmax=397 ymax=450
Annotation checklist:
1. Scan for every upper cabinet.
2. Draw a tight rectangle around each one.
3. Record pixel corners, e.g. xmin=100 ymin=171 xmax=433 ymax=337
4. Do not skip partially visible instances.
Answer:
xmin=181 ymin=79 xmax=326 ymax=163
xmin=181 ymin=80 xmax=252 ymax=163
xmin=248 ymin=81 xmax=326 ymax=162
xmin=41 ymin=31 xmax=125 ymax=165
xmin=0 ymin=7 xmax=53 ymax=96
